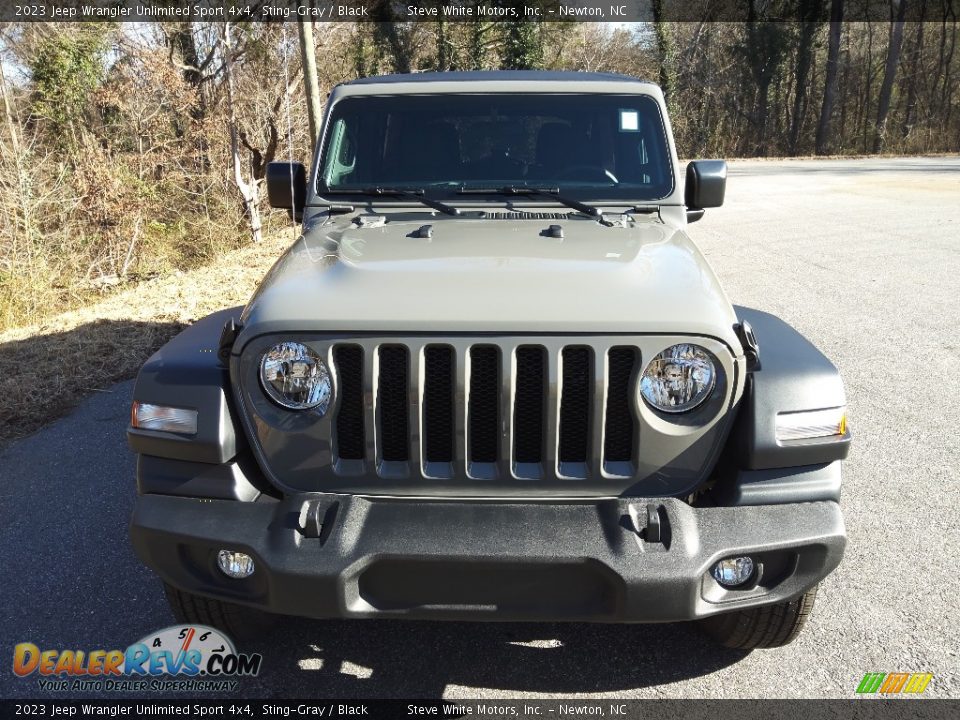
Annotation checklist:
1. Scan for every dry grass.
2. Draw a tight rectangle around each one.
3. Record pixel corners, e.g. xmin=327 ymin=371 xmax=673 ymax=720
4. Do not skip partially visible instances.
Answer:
xmin=0 ymin=230 xmax=294 ymax=444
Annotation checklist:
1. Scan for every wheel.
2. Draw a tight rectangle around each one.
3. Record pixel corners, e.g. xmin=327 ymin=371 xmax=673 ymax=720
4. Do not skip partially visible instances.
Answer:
xmin=163 ymin=582 xmax=279 ymax=642
xmin=698 ymin=585 xmax=819 ymax=650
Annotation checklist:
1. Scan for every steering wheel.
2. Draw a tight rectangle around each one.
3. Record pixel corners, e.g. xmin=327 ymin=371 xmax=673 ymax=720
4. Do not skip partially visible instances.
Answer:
xmin=555 ymin=164 xmax=618 ymax=184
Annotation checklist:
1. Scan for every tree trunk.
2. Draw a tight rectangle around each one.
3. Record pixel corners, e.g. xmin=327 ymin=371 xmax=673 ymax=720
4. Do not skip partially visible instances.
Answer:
xmin=298 ymin=18 xmax=323 ymax=146
xmin=370 ymin=1 xmax=412 ymax=73
xmin=222 ymin=22 xmax=262 ymax=244
xmin=436 ymin=19 xmax=453 ymax=70
xmin=469 ymin=22 xmax=485 ymax=69
xmin=862 ymin=22 xmax=875 ymax=152
xmin=901 ymin=8 xmax=926 ymax=138
xmin=167 ymin=18 xmax=206 ymax=122
xmin=651 ymin=2 xmax=675 ymax=111
xmin=873 ymin=0 xmax=908 ymax=153
xmin=788 ymin=13 xmax=822 ymax=155
xmin=937 ymin=12 xmax=957 ymax=127
xmin=839 ymin=34 xmax=849 ymax=142
xmin=743 ymin=7 xmax=790 ymax=156
xmin=171 ymin=28 xmax=200 ymax=85
xmin=0 ymin=62 xmax=20 ymax=158
xmin=754 ymin=81 xmax=771 ymax=155
xmin=815 ymin=0 xmax=845 ymax=154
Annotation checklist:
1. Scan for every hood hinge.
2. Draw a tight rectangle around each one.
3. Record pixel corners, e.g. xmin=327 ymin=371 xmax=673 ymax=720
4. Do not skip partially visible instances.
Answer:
xmin=218 ymin=317 xmax=242 ymax=366
xmin=735 ymin=320 xmax=761 ymax=371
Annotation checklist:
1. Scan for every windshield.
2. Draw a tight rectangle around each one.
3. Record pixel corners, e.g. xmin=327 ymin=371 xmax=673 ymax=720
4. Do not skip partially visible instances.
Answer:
xmin=318 ymin=93 xmax=674 ymax=201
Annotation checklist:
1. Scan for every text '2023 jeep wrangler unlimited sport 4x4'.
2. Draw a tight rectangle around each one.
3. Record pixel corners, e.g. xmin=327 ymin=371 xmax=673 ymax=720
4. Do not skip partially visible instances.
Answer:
xmin=128 ymin=72 xmax=851 ymax=650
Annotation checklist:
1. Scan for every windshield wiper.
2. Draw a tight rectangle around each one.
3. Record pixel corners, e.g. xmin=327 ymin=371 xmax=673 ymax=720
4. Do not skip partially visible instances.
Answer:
xmin=457 ymin=186 xmax=601 ymax=217
xmin=324 ymin=187 xmax=460 ymax=216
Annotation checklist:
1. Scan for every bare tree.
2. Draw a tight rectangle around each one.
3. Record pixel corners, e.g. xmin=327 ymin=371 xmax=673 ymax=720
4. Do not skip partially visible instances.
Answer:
xmin=874 ymin=0 xmax=909 ymax=152
xmin=816 ymin=0 xmax=845 ymax=154
xmin=651 ymin=0 xmax=675 ymax=111
xmin=741 ymin=3 xmax=792 ymax=155
xmin=901 ymin=4 xmax=927 ymax=138
xmin=222 ymin=22 xmax=262 ymax=244
xmin=788 ymin=3 xmax=826 ymax=155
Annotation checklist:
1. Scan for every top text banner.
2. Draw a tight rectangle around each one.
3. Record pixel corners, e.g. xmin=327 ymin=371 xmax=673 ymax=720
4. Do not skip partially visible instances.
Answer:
xmin=5 ymin=0 xmax=952 ymax=23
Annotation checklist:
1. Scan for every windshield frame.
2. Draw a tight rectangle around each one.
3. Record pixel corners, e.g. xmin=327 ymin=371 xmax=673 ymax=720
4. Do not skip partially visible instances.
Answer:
xmin=313 ymin=92 xmax=677 ymax=207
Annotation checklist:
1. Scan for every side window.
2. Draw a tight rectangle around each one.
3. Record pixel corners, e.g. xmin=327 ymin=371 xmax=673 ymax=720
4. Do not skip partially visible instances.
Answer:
xmin=322 ymin=119 xmax=356 ymax=186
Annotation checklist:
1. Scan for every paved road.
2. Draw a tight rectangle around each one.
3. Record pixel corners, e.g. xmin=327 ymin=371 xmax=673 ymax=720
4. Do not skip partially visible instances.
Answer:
xmin=2 ymin=157 xmax=958 ymax=700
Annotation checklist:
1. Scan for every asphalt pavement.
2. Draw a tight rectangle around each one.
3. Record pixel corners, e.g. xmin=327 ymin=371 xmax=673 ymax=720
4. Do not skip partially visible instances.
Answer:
xmin=1 ymin=157 xmax=958 ymax=699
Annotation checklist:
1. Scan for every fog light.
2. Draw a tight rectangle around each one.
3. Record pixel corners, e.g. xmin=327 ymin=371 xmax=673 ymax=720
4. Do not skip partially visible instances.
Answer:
xmin=711 ymin=556 xmax=754 ymax=587
xmin=217 ymin=550 xmax=255 ymax=579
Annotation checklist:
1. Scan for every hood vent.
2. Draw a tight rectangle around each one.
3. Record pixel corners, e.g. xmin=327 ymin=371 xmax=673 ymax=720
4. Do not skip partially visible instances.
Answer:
xmin=482 ymin=211 xmax=574 ymax=220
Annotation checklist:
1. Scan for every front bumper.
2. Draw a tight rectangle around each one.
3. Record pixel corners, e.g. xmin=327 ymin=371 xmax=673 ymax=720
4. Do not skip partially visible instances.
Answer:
xmin=130 ymin=492 xmax=845 ymax=623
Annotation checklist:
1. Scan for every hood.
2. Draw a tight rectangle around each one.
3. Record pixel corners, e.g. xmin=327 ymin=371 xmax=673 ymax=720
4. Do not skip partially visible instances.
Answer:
xmin=237 ymin=213 xmax=741 ymax=351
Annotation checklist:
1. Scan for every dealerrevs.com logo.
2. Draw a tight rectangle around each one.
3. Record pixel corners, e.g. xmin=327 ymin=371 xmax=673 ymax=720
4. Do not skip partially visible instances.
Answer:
xmin=12 ymin=625 xmax=262 ymax=692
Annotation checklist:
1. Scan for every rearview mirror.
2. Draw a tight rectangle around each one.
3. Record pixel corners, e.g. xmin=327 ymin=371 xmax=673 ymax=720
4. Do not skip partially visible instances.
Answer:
xmin=266 ymin=162 xmax=307 ymax=219
xmin=685 ymin=160 xmax=727 ymax=224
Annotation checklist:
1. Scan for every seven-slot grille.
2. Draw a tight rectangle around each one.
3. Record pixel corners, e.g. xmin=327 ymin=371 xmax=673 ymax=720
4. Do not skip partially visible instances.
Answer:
xmin=332 ymin=342 xmax=638 ymax=480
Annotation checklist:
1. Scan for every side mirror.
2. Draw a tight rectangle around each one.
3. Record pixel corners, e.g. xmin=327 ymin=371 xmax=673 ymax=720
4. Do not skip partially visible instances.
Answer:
xmin=685 ymin=160 xmax=727 ymax=224
xmin=266 ymin=162 xmax=307 ymax=218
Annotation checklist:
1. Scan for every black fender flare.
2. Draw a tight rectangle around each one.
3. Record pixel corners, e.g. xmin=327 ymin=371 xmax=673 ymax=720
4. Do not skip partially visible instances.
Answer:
xmin=712 ymin=307 xmax=851 ymax=506
xmin=127 ymin=307 xmax=246 ymax=465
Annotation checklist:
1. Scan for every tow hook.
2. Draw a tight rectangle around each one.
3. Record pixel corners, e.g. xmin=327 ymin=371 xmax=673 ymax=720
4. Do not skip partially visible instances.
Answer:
xmin=628 ymin=503 xmax=668 ymax=546
xmin=297 ymin=499 xmax=332 ymax=539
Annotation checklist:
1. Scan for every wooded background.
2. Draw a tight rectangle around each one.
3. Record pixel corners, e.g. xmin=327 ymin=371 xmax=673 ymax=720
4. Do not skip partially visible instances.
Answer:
xmin=1 ymin=10 xmax=958 ymax=330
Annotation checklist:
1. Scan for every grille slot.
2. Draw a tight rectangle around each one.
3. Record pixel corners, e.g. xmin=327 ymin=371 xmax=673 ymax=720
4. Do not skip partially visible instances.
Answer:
xmin=483 ymin=211 xmax=574 ymax=220
xmin=513 ymin=346 xmax=546 ymax=464
xmin=559 ymin=347 xmax=592 ymax=469
xmin=378 ymin=345 xmax=409 ymax=462
xmin=604 ymin=347 xmax=636 ymax=464
xmin=423 ymin=346 xmax=455 ymax=463
xmin=334 ymin=345 xmax=365 ymax=461
xmin=468 ymin=346 xmax=500 ymax=464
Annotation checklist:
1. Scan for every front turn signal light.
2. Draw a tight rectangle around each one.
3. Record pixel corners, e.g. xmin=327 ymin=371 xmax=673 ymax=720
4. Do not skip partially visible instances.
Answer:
xmin=775 ymin=407 xmax=847 ymax=442
xmin=131 ymin=402 xmax=198 ymax=436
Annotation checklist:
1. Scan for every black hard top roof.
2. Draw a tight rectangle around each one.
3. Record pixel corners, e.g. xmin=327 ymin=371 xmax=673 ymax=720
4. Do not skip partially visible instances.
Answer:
xmin=345 ymin=70 xmax=655 ymax=86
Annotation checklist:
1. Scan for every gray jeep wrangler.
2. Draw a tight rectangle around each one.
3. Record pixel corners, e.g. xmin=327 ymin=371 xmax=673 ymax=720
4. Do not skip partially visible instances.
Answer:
xmin=128 ymin=71 xmax=850 ymax=650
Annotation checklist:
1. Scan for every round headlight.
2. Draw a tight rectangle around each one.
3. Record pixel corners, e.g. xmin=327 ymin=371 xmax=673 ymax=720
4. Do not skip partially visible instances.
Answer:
xmin=259 ymin=342 xmax=332 ymax=413
xmin=639 ymin=344 xmax=717 ymax=413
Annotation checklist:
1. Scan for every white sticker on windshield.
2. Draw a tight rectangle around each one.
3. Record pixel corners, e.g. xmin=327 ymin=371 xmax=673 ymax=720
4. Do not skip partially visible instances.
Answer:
xmin=620 ymin=110 xmax=639 ymax=132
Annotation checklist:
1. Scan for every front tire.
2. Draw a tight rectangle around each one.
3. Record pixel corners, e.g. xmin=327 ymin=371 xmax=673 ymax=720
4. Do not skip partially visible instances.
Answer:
xmin=698 ymin=585 xmax=819 ymax=650
xmin=163 ymin=582 xmax=279 ymax=641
